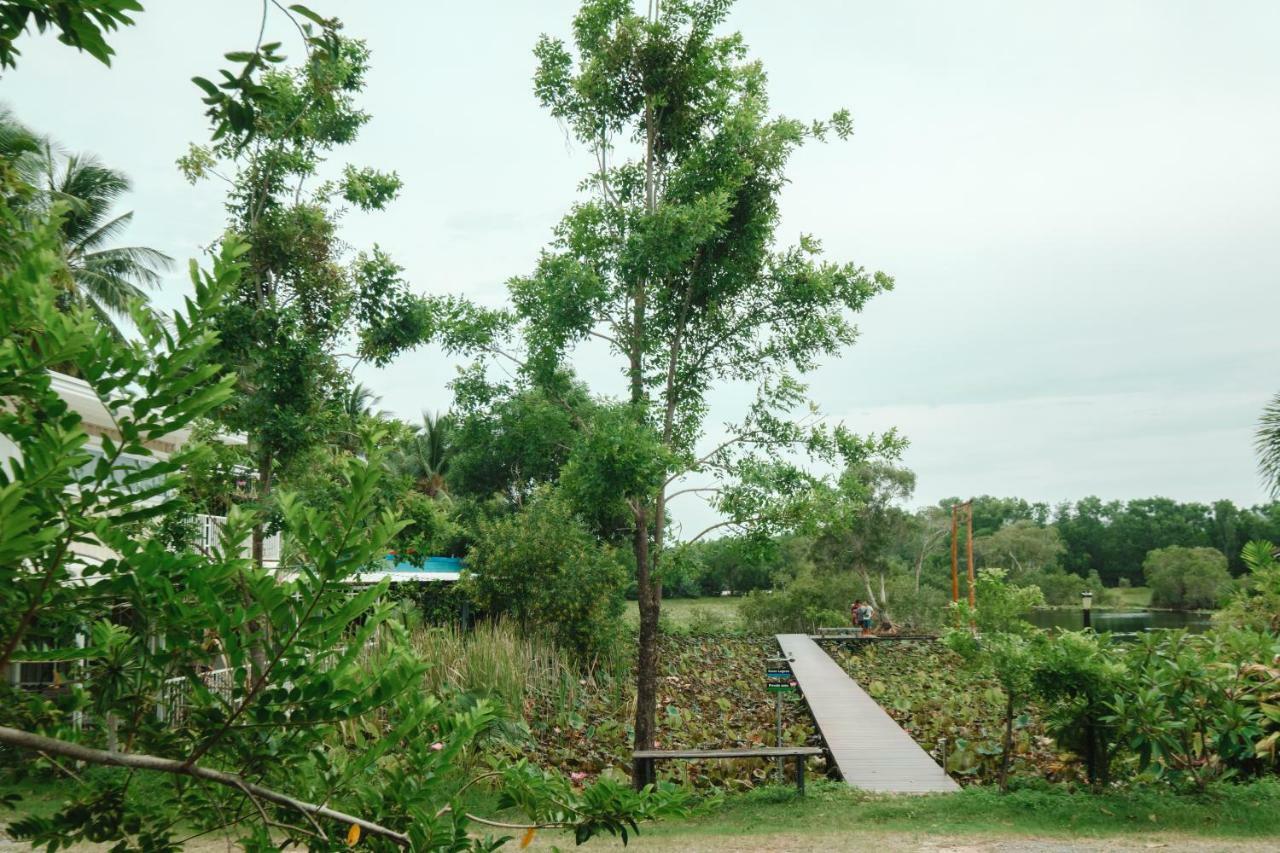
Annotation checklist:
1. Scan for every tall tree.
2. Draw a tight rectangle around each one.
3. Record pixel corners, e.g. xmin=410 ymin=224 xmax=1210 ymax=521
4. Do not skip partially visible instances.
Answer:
xmin=179 ymin=6 xmax=452 ymax=566
xmin=975 ymin=519 xmax=1066 ymax=577
xmin=16 ymin=139 xmax=171 ymax=335
xmin=390 ymin=411 xmax=454 ymax=498
xmin=520 ymin=0 xmax=897 ymax=782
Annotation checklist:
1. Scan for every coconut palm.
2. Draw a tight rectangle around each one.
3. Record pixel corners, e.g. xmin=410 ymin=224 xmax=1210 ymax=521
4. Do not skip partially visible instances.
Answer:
xmin=390 ymin=411 xmax=453 ymax=498
xmin=1258 ymin=391 xmax=1280 ymax=497
xmin=341 ymin=382 xmax=382 ymax=420
xmin=26 ymin=141 xmax=171 ymax=335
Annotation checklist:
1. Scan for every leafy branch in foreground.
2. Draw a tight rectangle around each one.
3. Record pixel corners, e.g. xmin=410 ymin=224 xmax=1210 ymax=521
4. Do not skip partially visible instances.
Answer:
xmin=1 ymin=214 xmax=687 ymax=848
xmin=0 ymin=0 xmax=142 ymax=70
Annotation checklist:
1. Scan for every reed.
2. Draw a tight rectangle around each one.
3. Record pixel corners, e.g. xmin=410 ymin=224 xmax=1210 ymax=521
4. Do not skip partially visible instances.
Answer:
xmin=404 ymin=620 xmax=631 ymax=721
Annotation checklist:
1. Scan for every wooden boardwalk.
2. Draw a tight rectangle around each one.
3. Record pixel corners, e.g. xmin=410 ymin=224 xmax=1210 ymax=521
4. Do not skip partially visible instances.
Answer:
xmin=776 ymin=633 xmax=959 ymax=794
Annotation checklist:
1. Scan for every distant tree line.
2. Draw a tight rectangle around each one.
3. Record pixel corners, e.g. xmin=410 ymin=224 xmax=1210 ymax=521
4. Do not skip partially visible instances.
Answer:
xmin=668 ymin=491 xmax=1280 ymax=603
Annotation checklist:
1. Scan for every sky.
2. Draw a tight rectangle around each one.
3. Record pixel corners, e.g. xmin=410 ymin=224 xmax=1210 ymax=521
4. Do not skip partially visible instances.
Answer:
xmin=5 ymin=1 xmax=1279 ymax=534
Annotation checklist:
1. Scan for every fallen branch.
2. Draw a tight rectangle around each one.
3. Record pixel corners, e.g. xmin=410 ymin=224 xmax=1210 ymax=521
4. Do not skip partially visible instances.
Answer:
xmin=0 ymin=726 xmax=409 ymax=847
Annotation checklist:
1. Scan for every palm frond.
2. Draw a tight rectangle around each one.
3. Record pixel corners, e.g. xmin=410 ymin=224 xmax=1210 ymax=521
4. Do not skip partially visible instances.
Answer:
xmin=77 ymin=245 xmax=172 ymax=288
xmin=1257 ymin=391 xmax=1280 ymax=497
xmin=70 ymin=210 xmax=135 ymax=254
xmin=69 ymin=265 xmax=148 ymax=314
xmin=0 ymin=106 xmax=39 ymax=164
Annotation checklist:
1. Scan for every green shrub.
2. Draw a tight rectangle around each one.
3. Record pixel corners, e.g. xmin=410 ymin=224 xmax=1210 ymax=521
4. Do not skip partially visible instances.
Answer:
xmin=1216 ymin=541 xmax=1280 ymax=632
xmin=1107 ymin=629 xmax=1276 ymax=789
xmin=1143 ymin=546 xmax=1233 ymax=610
xmin=738 ymin=568 xmax=859 ymax=633
xmin=953 ymin=568 xmax=1044 ymax=634
xmin=465 ymin=487 xmax=626 ymax=661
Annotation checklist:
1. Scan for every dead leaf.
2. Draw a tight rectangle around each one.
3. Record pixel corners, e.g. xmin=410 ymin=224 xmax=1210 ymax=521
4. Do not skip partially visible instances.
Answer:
xmin=521 ymin=827 xmax=536 ymax=848
xmin=346 ymin=823 xmax=361 ymax=846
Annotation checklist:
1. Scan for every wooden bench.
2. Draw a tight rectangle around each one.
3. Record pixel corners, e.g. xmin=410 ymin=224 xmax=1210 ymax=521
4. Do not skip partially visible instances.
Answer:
xmin=632 ymin=746 xmax=824 ymax=793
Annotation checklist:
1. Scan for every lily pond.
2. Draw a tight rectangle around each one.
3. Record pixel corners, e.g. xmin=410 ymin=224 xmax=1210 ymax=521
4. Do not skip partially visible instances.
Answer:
xmin=1025 ymin=608 xmax=1213 ymax=633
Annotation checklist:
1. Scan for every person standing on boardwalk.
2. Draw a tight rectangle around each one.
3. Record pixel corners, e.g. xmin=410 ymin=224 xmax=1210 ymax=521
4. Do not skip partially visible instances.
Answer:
xmin=858 ymin=600 xmax=875 ymax=634
xmin=850 ymin=599 xmax=863 ymax=633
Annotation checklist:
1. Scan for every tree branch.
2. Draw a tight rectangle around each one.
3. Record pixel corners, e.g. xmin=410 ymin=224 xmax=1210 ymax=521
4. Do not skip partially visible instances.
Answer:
xmin=682 ymin=518 xmax=744 ymax=545
xmin=663 ymin=486 xmax=721 ymax=502
xmin=0 ymin=726 xmax=408 ymax=847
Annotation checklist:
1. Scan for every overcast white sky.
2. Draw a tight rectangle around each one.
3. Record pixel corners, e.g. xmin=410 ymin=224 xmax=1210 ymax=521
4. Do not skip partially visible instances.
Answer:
xmin=6 ymin=1 xmax=1279 ymax=532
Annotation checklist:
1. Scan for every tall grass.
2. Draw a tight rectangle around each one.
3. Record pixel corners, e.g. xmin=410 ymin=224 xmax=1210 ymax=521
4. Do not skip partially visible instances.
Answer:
xmin=404 ymin=621 xmax=631 ymax=721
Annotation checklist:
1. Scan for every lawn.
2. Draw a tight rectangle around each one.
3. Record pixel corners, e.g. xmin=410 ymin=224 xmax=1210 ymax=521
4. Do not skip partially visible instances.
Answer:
xmin=530 ymin=779 xmax=1280 ymax=850
xmin=1113 ymin=585 xmax=1152 ymax=608
xmin=624 ymin=596 xmax=742 ymax=631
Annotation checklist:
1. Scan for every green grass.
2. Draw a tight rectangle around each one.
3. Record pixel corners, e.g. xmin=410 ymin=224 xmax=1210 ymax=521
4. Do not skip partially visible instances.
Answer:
xmin=624 ymin=596 xmax=742 ymax=630
xmin=1113 ymin=586 xmax=1152 ymax=608
xmin=11 ymin=774 xmax=1280 ymax=849
xmin=619 ymin=779 xmax=1280 ymax=844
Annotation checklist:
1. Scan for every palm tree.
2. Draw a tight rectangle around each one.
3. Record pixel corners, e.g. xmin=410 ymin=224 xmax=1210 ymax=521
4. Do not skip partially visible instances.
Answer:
xmin=341 ymin=382 xmax=381 ymax=420
xmin=390 ymin=411 xmax=453 ymax=498
xmin=26 ymin=140 xmax=171 ymax=335
xmin=1258 ymin=391 xmax=1280 ymax=497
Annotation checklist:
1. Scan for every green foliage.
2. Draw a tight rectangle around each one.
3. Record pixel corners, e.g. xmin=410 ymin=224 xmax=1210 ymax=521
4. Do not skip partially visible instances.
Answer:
xmin=1216 ymin=540 xmax=1280 ymax=632
xmin=943 ymin=631 xmax=1041 ymax=789
xmin=1032 ymin=630 xmax=1127 ymax=788
xmin=1 ymin=142 xmax=683 ymax=847
xmin=738 ymin=567 xmax=857 ymax=634
xmin=674 ymin=535 xmax=783 ymax=596
xmin=1143 ymin=545 xmax=1233 ymax=610
xmin=179 ymin=5 xmax=483 ymax=553
xmin=514 ymin=634 xmax=819 ymax=790
xmin=448 ymin=373 xmax=592 ymax=504
xmin=834 ymin=641 xmax=1059 ymax=784
xmin=0 ymin=0 xmax=141 ymax=70
xmin=952 ymin=568 xmax=1044 ymax=635
xmin=1258 ymin=391 xmax=1280 ymax=498
xmin=975 ymin=520 xmax=1065 ymax=577
xmin=388 ymin=410 xmax=455 ymax=498
xmin=465 ymin=488 xmax=627 ymax=660
xmin=1107 ymin=630 xmax=1277 ymax=790
xmin=7 ymin=137 xmax=171 ymax=337
xmin=809 ymin=461 xmax=915 ymax=582
xmin=518 ymin=0 xmax=901 ymax=763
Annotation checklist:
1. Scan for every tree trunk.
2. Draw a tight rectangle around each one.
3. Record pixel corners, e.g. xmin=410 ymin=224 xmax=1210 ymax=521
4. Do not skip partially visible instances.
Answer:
xmin=246 ymin=448 xmax=272 ymax=676
xmin=250 ymin=448 xmax=272 ymax=568
xmin=632 ymin=506 xmax=659 ymax=788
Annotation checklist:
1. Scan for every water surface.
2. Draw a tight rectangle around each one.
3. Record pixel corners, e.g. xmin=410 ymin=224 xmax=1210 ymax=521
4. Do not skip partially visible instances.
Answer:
xmin=1025 ymin=609 xmax=1212 ymax=634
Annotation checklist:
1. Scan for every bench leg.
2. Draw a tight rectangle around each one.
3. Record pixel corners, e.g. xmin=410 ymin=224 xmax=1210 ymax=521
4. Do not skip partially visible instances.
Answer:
xmin=633 ymin=757 xmax=650 ymax=791
xmin=795 ymin=755 xmax=805 ymax=795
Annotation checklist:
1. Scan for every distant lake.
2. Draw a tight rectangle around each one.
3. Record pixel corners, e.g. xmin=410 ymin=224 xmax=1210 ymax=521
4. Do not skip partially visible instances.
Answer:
xmin=1026 ymin=609 xmax=1213 ymax=634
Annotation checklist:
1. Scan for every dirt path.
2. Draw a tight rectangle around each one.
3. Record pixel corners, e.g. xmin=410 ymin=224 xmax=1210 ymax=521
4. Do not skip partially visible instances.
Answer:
xmin=534 ymin=832 xmax=1275 ymax=852
xmin=4 ymin=829 xmax=1270 ymax=851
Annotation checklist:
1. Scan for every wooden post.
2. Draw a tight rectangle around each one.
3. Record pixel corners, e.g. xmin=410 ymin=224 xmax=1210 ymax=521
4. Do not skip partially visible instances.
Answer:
xmin=966 ymin=502 xmax=975 ymax=608
xmin=950 ymin=504 xmax=959 ymax=603
xmin=794 ymin=754 xmax=805 ymax=795
xmin=775 ymin=690 xmax=784 ymax=782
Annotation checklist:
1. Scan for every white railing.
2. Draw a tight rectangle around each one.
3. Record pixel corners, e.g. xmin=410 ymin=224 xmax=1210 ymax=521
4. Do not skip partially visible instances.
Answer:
xmin=155 ymin=642 xmax=374 ymax=724
xmin=157 ymin=667 xmax=235 ymax=724
xmin=196 ymin=513 xmax=281 ymax=563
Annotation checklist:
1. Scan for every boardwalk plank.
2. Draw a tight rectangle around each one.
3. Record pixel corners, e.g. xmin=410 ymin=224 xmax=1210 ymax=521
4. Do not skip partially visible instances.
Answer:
xmin=776 ymin=633 xmax=959 ymax=794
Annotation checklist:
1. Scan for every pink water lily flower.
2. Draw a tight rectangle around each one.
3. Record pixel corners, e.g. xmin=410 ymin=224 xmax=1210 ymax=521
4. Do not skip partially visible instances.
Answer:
xmin=430 ymin=742 xmax=444 ymax=751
